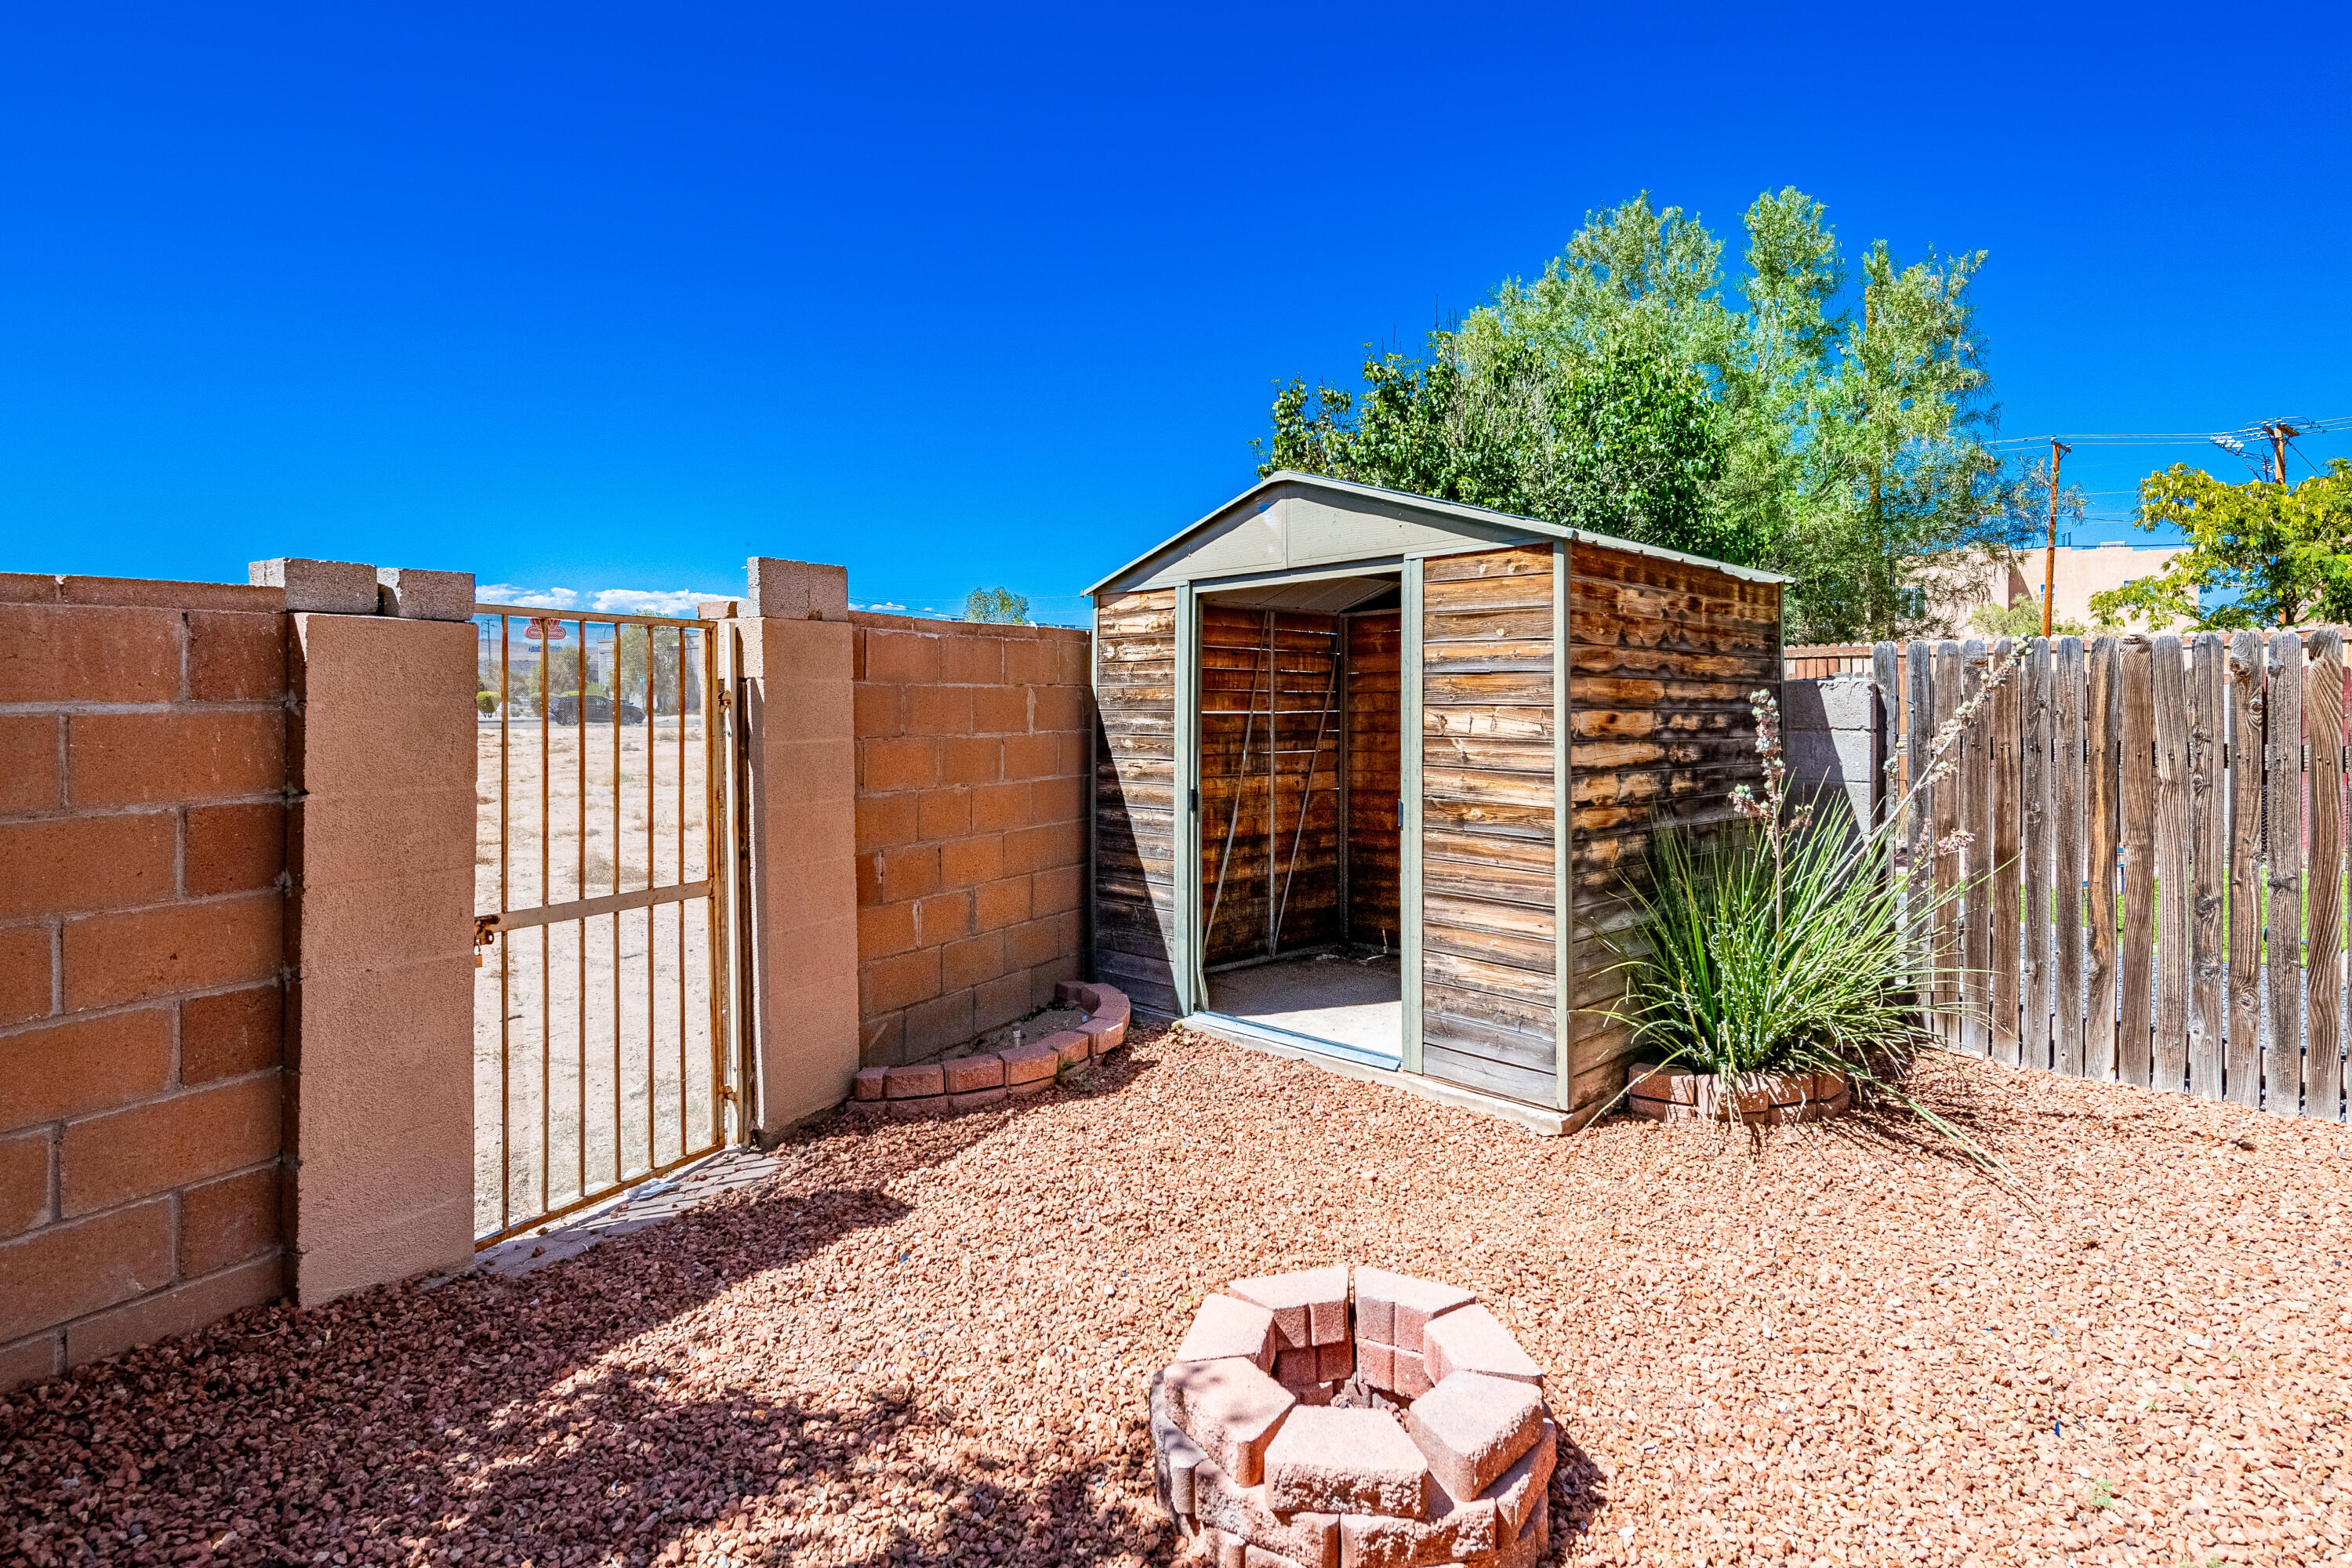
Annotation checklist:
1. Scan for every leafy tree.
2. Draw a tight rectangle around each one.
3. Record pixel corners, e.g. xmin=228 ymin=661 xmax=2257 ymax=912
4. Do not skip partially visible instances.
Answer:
xmin=964 ymin=587 xmax=1032 ymax=625
xmin=1966 ymin=601 xmax=2087 ymax=640
xmin=1255 ymin=190 xmax=2029 ymax=635
xmin=2089 ymin=460 xmax=2352 ymax=630
xmin=614 ymin=625 xmax=699 ymax=713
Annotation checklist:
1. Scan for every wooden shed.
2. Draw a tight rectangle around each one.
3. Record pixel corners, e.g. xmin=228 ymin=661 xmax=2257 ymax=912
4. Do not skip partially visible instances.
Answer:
xmin=1087 ymin=471 xmax=1788 ymax=1124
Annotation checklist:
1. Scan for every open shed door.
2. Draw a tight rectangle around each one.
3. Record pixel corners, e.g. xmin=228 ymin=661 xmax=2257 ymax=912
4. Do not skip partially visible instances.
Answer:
xmin=1414 ymin=545 xmax=1566 ymax=1106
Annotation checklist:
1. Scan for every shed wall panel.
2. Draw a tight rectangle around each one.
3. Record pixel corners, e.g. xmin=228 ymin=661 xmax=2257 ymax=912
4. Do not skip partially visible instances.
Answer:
xmin=1094 ymin=588 xmax=1181 ymax=1016
xmin=1565 ymin=541 xmax=1777 ymax=1109
xmin=1421 ymin=545 xmax=1558 ymax=1105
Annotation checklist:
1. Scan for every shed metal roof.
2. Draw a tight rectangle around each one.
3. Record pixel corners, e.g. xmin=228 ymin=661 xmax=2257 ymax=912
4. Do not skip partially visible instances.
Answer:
xmin=1086 ymin=470 xmax=1793 ymax=596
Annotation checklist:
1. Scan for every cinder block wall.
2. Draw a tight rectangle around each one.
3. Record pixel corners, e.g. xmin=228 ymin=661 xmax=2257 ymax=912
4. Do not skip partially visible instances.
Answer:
xmin=0 ymin=573 xmax=291 ymax=1390
xmin=1783 ymin=676 xmax=1885 ymax=839
xmin=851 ymin=612 xmax=1092 ymax=1066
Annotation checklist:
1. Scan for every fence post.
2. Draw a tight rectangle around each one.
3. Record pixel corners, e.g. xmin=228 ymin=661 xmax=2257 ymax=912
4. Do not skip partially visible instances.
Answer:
xmin=278 ymin=563 xmax=479 ymax=1306
xmin=738 ymin=557 xmax=860 ymax=1138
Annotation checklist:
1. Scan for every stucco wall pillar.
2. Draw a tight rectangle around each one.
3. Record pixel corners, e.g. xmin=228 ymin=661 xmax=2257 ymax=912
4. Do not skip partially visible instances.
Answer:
xmin=739 ymin=557 xmax=860 ymax=1135
xmin=283 ymin=608 xmax=477 ymax=1304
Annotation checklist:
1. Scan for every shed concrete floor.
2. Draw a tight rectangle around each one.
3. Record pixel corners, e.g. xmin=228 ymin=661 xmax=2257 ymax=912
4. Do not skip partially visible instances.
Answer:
xmin=1205 ymin=950 xmax=1402 ymax=1057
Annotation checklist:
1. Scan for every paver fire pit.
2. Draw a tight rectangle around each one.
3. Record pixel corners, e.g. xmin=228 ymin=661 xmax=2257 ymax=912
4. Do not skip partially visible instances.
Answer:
xmin=1149 ymin=1265 xmax=1554 ymax=1568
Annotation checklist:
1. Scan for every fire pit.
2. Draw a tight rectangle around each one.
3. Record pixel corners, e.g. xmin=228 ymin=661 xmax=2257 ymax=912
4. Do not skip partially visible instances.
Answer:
xmin=1149 ymin=1265 xmax=1554 ymax=1568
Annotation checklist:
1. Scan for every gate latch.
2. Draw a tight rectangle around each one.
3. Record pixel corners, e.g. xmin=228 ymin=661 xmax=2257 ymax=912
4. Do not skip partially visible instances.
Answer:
xmin=473 ymin=914 xmax=502 ymax=968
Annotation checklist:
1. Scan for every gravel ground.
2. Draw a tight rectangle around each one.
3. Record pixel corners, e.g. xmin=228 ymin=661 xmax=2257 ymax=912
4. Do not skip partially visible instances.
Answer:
xmin=6 ymin=1029 xmax=2351 ymax=1568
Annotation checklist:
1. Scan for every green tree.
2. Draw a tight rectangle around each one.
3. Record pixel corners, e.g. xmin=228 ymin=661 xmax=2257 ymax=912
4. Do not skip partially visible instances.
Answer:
xmin=964 ymin=587 xmax=1032 ymax=624
xmin=1965 ymin=601 xmax=2088 ymax=640
xmin=1255 ymin=190 xmax=2025 ymax=634
xmin=2089 ymin=459 xmax=2352 ymax=630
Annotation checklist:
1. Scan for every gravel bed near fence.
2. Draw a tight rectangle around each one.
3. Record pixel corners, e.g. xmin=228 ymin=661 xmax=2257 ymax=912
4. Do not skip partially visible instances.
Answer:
xmin=5 ymin=1030 xmax=2350 ymax=1568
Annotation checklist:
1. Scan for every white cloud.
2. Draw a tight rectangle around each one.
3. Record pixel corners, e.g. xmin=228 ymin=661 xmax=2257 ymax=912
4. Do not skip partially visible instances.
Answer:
xmin=476 ymin=585 xmax=728 ymax=617
xmin=853 ymin=600 xmax=911 ymax=614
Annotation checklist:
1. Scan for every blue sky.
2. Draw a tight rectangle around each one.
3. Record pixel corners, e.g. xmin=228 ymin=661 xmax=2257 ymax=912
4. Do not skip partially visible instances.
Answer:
xmin=3 ymin=4 xmax=2347 ymax=625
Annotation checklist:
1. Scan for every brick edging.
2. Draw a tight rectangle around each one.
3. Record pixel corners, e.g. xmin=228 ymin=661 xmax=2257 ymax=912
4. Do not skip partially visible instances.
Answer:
xmin=845 ymin=982 xmax=1131 ymax=1117
xmin=1624 ymin=1064 xmax=1852 ymax=1125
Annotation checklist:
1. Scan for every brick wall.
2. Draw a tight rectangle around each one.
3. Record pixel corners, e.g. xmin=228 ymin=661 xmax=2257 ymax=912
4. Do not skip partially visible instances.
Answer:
xmin=0 ymin=573 xmax=291 ymax=1389
xmin=851 ymin=613 xmax=1092 ymax=1066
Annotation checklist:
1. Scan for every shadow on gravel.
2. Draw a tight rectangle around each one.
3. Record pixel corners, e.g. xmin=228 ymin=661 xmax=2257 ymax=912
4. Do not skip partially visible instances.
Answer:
xmin=1 ymin=1044 xmax=1200 ymax=1568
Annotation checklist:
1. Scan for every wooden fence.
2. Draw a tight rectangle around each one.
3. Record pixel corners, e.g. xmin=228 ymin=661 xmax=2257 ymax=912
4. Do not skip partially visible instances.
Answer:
xmin=1849 ymin=633 xmax=2348 ymax=1121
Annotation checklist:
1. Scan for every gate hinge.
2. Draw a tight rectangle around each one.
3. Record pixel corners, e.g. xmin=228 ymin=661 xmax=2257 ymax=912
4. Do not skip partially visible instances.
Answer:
xmin=473 ymin=914 xmax=501 ymax=968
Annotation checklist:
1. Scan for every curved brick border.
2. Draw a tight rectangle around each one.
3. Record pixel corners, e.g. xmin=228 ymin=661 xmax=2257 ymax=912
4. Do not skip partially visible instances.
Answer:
xmin=844 ymin=982 xmax=1131 ymax=1118
xmin=1625 ymin=1063 xmax=1851 ymax=1125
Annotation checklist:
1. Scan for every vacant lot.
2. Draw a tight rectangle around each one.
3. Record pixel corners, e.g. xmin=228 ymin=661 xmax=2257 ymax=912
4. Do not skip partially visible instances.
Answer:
xmin=5 ymin=1033 xmax=2347 ymax=1566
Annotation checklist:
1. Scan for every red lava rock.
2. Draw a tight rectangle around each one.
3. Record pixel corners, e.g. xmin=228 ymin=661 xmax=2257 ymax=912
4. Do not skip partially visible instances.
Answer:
xmin=5 ymin=1025 xmax=2350 ymax=1568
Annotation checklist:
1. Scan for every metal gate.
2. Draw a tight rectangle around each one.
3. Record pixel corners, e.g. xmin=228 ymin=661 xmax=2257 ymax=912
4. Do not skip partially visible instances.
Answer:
xmin=469 ymin=602 xmax=749 ymax=1246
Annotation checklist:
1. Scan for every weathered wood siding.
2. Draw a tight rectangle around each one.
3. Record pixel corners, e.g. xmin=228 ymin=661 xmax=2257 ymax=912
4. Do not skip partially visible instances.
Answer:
xmin=1092 ymin=589 xmax=1180 ymax=1016
xmin=1420 ymin=545 xmax=1559 ymax=1105
xmin=1566 ymin=540 xmax=1779 ymax=1114
xmin=1198 ymin=608 xmax=1343 ymax=965
xmin=1345 ymin=612 xmax=1402 ymax=947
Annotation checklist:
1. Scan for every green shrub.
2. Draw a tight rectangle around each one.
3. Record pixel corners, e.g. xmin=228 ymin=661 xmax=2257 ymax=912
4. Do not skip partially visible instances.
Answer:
xmin=1608 ymin=674 xmax=2012 ymax=1171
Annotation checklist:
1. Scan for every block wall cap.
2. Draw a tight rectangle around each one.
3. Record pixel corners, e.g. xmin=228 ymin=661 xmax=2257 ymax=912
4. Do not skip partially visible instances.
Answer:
xmin=250 ymin=558 xmax=379 ymax=615
xmin=376 ymin=568 xmax=477 ymax=622
xmin=747 ymin=557 xmax=849 ymax=622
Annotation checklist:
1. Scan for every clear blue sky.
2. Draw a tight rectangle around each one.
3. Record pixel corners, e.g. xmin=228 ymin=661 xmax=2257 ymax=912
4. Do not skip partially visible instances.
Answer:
xmin=5 ymin=3 xmax=2347 ymax=623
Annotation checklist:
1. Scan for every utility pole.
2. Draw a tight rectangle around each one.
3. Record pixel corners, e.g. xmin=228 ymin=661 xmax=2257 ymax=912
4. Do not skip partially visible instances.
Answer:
xmin=2262 ymin=421 xmax=2299 ymax=485
xmin=2042 ymin=437 xmax=2071 ymax=638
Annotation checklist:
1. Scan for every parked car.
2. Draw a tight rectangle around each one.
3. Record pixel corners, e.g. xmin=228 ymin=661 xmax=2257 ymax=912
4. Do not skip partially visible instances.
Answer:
xmin=530 ymin=695 xmax=646 ymax=725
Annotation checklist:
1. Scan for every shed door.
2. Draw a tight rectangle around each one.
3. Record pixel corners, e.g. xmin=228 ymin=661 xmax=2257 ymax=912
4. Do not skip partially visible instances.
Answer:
xmin=1417 ymin=545 xmax=1563 ymax=1105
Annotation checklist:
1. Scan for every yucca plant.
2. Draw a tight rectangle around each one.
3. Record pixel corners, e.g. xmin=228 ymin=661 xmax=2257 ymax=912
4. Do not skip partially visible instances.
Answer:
xmin=1606 ymin=666 xmax=2014 ymax=1171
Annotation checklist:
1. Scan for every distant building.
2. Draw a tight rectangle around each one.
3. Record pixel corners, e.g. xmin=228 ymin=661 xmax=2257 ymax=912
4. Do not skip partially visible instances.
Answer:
xmin=1932 ymin=542 xmax=2191 ymax=635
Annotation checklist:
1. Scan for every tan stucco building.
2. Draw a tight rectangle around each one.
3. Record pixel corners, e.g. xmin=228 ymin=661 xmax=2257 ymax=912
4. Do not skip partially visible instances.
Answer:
xmin=1936 ymin=542 xmax=2190 ymax=633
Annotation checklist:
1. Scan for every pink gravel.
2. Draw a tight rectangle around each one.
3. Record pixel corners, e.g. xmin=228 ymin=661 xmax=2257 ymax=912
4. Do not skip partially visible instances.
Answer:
xmin=5 ymin=1027 xmax=2350 ymax=1567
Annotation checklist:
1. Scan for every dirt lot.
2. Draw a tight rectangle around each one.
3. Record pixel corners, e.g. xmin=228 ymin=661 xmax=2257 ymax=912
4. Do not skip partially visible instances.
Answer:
xmin=473 ymin=717 xmax=719 ymax=1237
xmin=5 ymin=1033 xmax=2349 ymax=1567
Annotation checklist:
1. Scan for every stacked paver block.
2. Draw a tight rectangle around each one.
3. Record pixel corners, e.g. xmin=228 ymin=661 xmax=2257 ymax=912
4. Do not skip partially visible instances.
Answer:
xmin=844 ymin=982 xmax=1130 ymax=1119
xmin=1624 ymin=1062 xmax=1850 ymax=1124
xmin=1152 ymin=1266 xmax=1557 ymax=1568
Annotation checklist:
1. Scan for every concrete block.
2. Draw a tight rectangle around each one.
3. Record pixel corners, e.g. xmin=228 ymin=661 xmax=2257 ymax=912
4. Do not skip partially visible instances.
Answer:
xmin=884 ymin=1063 xmax=943 ymax=1099
xmin=851 ymin=1066 xmax=887 ymax=1102
xmin=1421 ymin=1306 xmax=1542 ymax=1387
xmin=1336 ymin=1480 xmax=1497 ymax=1568
xmin=1264 ymin=1406 xmax=1431 ymax=1519
xmin=1477 ymin=1416 xmax=1556 ymax=1534
xmin=948 ymin=1086 xmax=1007 ymax=1112
xmin=1403 ymin=1373 xmax=1542 ymax=1501
xmin=1174 ymin=1294 xmax=1278 ymax=1372
xmin=748 ymin=557 xmax=849 ymax=622
xmin=1352 ymin=1266 xmax=1475 ymax=1356
xmin=999 ymin=1039 xmax=1059 ymax=1086
xmin=1046 ymin=1028 xmax=1091 ymax=1068
xmin=1163 ymin=1358 xmax=1296 ymax=1486
xmin=375 ymin=568 xmax=475 ymax=622
xmin=1192 ymin=1459 xmax=1336 ymax=1567
xmin=1230 ymin=1264 xmax=1349 ymax=1351
xmin=249 ymin=558 xmax=377 ymax=615
xmin=1151 ymin=1370 xmax=1209 ymax=1517
xmin=942 ymin=1053 xmax=1004 ymax=1093
xmin=1782 ymin=674 xmax=1878 ymax=733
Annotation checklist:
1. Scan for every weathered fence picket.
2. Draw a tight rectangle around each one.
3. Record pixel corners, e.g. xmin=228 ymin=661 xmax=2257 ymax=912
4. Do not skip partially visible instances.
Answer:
xmin=2264 ymin=633 xmax=2304 ymax=1116
xmin=2085 ymin=637 xmax=2121 ymax=1080
xmin=2020 ymin=641 xmax=2052 ymax=1068
xmin=2307 ymin=629 xmax=2345 ymax=1123
xmin=2187 ymin=633 xmax=2226 ymax=1098
xmin=2225 ymin=632 xmax=2266 ymax=1107
xmin=1990 ymin=638 xmax=2023 ymax=1062
xmin=2052 ymin=637 xmax=2087 ymax=1078
xmin=1840 ymin=627 xmax=2347 ymax=1121
xmin=2151 ymin=634 xmax=2192 ymax=1091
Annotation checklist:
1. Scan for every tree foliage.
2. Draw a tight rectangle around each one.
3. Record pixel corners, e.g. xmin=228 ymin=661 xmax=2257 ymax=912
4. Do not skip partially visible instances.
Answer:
xmin=964 ymin=587 xmax=1031 ymax=625
xmin=1257 ymin=191 xmax=2050 ymax=640
xmin=2088 ymin=461 xmax=2352 ymax=630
